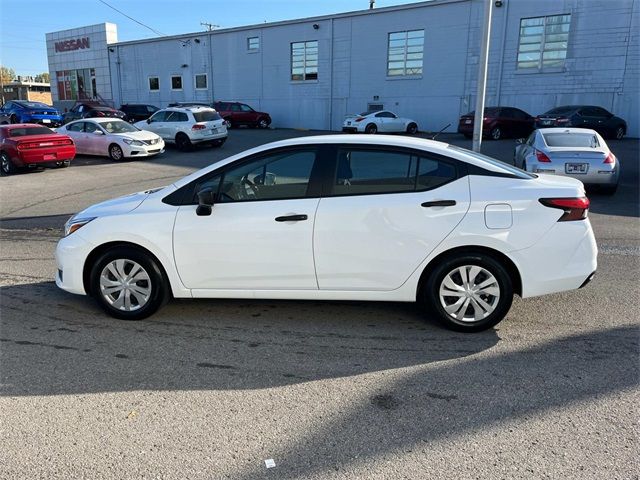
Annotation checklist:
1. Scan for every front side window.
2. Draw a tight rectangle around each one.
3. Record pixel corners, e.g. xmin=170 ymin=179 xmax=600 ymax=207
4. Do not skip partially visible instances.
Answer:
xmin=332 ymin=149 xmax=456 ymax=196
xmin=517 ymin=14 xmax=571 ymax=70
xmin=195 ymin=74 xmax=207 ymax=90
xmin=219 ymin=150 xmax=317 ymax=202
xmin=387 ymin=30 xmax=424 ymax=76
xmin=149 ymin=111 xmax=168 ymax=123
xmin=149 ymin=76 xmax=159 ymax=91
xmin=248 ymin=36 xmax=260 ymax=50
xmin=171 ymin=75 xmax=183 ymax=90
xmin=291 ymin=40 xmax=318 ymax=81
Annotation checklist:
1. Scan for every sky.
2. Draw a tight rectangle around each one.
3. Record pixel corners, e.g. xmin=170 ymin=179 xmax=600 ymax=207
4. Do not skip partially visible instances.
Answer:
xmin=0 ymin=0 xmax=425 ymax=77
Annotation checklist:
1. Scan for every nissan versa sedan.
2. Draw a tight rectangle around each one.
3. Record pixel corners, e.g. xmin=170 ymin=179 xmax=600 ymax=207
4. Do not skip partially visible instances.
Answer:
xmin=514 ymin=128 xmax=619 ymax=194
xmin=61 ymin=119 xmax=164 ymax=160
xmin=55 ymin=135 xmax=597 ymax=332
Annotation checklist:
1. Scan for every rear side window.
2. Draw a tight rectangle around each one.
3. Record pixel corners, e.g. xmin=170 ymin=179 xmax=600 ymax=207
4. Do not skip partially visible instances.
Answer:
xmin=331 ymin=149 xmax=457 ymax=196
xmin=193 ymin=111 xmax=222 ymax=122
xmin=8 ymin=126 xmax=54 ymax=137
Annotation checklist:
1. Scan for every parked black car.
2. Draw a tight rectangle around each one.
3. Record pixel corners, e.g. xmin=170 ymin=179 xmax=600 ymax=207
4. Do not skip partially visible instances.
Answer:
xmin=120 ymin=104 xmax=160 ymax=122
xmin=458 ymin=106 xmax=534 ymax=140
xmin=535 ymin=105 xmax=627 ymax=139
xmin=62 ymin=102 xmax=126 ymax=124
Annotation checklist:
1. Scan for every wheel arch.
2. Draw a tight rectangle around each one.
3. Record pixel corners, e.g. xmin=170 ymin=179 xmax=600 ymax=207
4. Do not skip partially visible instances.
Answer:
xmin=416 ymin=245 xmax=523 ymax=300
xmin=82 ymin=241 xmax=173 ymax=298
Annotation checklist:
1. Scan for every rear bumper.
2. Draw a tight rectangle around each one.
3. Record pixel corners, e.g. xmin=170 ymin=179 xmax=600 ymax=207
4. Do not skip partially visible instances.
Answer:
xmin=528 ymin=164 xmax=619 ymax=186
xmin=12 ymin=147 xmax=76 ymax=167
xmin=27 ymin=115 xmax=64 ymax=127
xmin=511 ymin=219 xmax=598 ymax=298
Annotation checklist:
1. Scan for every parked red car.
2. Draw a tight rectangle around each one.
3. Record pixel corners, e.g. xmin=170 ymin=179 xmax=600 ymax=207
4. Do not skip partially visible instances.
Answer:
xmin=457 ymin=106 xmax=534 ymax=140
xmin=0 ymin=124 xmax=76 ymax=175
xmin=213 ymin=101 xmax=272 ymax=129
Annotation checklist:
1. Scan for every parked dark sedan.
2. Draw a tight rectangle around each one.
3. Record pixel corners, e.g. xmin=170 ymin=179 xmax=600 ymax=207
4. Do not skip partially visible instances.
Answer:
xmin=62 ymin=102 xmax=126 ymax=124
xmin=0 ymin=100 xmax=64 ymax=127
xmin=535 ymin=105 xmax=627 ymax=139
xmin=457 ymin=106 xmax=534 ymax=140
xmin=120 ymin=104 xmax=159 ymax=123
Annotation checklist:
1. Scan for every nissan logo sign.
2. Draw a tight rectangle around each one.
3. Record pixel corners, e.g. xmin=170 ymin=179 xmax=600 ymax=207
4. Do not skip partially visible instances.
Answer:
xmin=55 ymin=38 xmax=90 ymax=53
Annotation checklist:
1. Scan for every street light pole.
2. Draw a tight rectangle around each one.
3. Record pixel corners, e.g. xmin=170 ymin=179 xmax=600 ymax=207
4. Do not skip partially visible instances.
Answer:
xmin=472 ymin=0 xmax=493 ymax=152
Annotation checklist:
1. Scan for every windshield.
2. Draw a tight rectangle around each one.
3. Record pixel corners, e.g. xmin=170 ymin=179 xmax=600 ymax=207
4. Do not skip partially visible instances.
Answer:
xmin=447 ymin=145 xmax=535 ymax=179
xmin=545 ymin=106 xmax=576 ymax=115
xmin=8 ymin=126 xmax=54 ymax=137
xmin=18 ymin=102 xmax=51 ymax=109
xmin=543 ymin=132 xmax=599 ymax=148
xmin=193 ymin=111 xmax=221 ymax=122
xmin=98 ymin=120 xmax=139 ymax=134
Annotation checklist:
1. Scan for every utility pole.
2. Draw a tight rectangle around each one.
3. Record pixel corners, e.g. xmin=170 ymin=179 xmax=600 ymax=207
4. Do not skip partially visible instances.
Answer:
xmin=472 ymin=0 xmax=493 ymax=153
xmin=200 ymin=22 xmax=219 ymax=32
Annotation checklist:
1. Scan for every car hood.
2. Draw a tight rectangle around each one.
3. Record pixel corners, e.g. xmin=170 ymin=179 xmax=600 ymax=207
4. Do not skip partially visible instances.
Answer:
xmin=111 ymin=130 xmax=160 ymax=141
xmin=75 ymin=190 xmax=152 ymax=218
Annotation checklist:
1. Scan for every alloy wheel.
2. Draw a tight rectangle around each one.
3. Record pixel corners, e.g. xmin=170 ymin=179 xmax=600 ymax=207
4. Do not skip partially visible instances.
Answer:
xmin=99 ymin=259 xmax=152 ymax=312
xmin=110 ymin=145 xmax=123 ymax=160
xmin=615 ymin=127 xmax=624 ymax=140
xmin=438 ymin=265 xmax=501 ymax=323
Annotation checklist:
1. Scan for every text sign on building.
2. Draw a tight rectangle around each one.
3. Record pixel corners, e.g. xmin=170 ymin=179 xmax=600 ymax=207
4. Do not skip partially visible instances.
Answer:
xmin=55 ymin=38 xmax=90 ymax=53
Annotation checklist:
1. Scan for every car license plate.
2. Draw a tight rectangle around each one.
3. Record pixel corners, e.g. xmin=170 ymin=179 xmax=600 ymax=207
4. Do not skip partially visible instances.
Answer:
xmin=44 ymin=154 xmax=56 ymax=160
xmin=42 ymin=119 xmax=51 ymax=123
xmin=565 ymin=163 xmax=588 ymax=174
xmin=211 ymin=128 xmax=217 ymax=134
xmin=347 ymin=121 xmax=351 ymax=126
xmin=464 ymin=119 xmax=472 ymax=124
xmin=542 ymin=120 xmax=552 ymax=125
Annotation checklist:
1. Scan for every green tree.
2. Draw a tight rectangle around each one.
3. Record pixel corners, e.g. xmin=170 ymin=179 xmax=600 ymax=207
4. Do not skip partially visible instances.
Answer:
xmin=0 ymin=66 xmax=16 ymax=83
xmin=35 ymin=72 xmax=50 ymax=83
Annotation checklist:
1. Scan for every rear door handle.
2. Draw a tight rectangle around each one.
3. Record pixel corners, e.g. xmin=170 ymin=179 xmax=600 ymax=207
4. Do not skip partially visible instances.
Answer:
xmin=275 ymin=214 xmax=308 ymax=222
xmin=421 ymin=200 xmax=457 ymax=207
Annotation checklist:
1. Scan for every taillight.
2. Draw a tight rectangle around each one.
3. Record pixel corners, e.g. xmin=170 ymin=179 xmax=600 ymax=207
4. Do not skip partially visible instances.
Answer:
xmin=535 ymin=149 xmax=551 ymax=162
xmin=192 ymin=124 xmax=207 ymax=130
xmin=17 ymin=142 xmax=39 ymax=150
xmin=95 ymin=111 xmax=105 ymax=117
xmin=604 ymin=152 xmax=615 ymax=164
xmin=556 ymin=117 xmax=570 ymax=124
xmin=354 ymin=117 xmax=365 ymax=122
xmin=539 ymin=197 xmax=590 ymax=221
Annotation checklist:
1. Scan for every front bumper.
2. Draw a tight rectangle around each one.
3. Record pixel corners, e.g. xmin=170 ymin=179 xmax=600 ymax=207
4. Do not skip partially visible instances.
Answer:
xmin=55 ymin=231 xmax=95 ymax=295
xmin=123 ymin=140 xmax=166 ymax=158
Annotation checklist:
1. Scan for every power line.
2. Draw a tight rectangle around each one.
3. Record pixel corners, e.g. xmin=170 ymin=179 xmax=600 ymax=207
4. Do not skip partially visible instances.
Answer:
xmin=97 ymin=0 xmax=167 ymax=37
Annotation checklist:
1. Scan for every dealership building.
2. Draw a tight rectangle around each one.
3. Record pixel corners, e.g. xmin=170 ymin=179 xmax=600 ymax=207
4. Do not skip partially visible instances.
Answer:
xmin=45 ymin=0 xmax=639 ymax=136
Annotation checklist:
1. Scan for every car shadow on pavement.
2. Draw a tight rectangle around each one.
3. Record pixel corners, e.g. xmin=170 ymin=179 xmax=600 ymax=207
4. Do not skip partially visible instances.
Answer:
xmin=1 ymin=281 xmax=499 ymax=396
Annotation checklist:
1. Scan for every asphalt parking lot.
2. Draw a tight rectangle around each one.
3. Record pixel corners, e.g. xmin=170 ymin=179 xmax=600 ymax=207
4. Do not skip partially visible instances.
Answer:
xmin=1 ymin=129 xmax=638 ymax=479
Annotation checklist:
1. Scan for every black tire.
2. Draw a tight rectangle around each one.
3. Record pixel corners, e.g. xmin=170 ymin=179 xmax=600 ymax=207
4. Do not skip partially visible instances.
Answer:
xmin=109 ymin=144 xmax=124 ymax=161
xmin=1 ymin=151 xmax=17 ymax=175
xmin=224 ymin=118 xmax=233 ymax=129
xmin=175 ymin=133 xmax=193 ymax=151
xmin=614 ymin=125 xmax=625 ymax=140
xmin=212 ymin=138 xmax=226 ymax=148
xmin=463 ymin=133 xmax=472 ymax=139
xmin=522 ymin=160 xmax=527 ymax=172
xmin=490 ymin=127 xmax=502 ymax=140
xmin=90 ymin=246 xmax=170 ymax=320
xmin=420 ymin=253 xmax=514 ymax=332
xmin=406 ymin=122 xmax=418 ymax=134
xmin=365 ymin=123 xmax=378 ymax=134
xmin=257 ymin=118 xmax=269 ymax=129
xmin=10 ymin=114 xmax=19 ymax=124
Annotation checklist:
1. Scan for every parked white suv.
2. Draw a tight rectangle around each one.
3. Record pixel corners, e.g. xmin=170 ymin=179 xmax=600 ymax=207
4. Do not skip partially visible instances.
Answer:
xmin=134 ymin=106 xmax=227 ymax=151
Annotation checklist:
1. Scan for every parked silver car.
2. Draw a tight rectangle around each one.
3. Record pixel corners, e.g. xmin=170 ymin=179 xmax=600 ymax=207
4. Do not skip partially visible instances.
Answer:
xmin=513 ymin=128 xmax=619 ymax=194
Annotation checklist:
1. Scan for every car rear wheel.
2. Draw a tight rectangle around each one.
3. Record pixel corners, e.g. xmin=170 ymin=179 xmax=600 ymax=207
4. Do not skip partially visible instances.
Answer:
xmin=175 ymin=133 xmax=193 ymax=152
xmin=420 ymin=253 xmax=514 ymax=332
xmin=0 ymin=152 xmax=17 ymax=175
xmin=490 ymin=127 xmax=502 ymax=140
xmin=109 ymin=144 xmax=124 ymax=161
xmin=406 ymin=123 xmax=418 ymax=134
xmin=614 ymin=126 xmax=625 ymax=140
xmin=365 ymin=123 xmax=378 ymax=134
xmin=90 ymin=246 xmax=169 ymax=320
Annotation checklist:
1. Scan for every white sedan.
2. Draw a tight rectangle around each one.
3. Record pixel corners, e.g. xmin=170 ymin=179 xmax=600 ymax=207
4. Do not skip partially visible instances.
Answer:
xmin=342 ymin=110 xmax=418 ymax=134
xmin=60 ymin=118 xmax=164 ymax=160
xmin=55 ymin=135 xmax=596 ymax=332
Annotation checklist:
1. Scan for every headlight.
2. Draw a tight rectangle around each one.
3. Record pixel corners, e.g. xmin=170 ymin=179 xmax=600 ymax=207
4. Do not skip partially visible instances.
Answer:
xmin=64 ymin=216 xmax=96 ymax=237
xmin=123 ymin=138 xmax=144 ymax=146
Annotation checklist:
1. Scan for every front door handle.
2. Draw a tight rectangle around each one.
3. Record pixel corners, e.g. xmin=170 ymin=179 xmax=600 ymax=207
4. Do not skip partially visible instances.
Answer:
xmin=421 ymin=200 xmax=457 ymax=207
xmin=275 ymin=214 xmax=308 ymax=222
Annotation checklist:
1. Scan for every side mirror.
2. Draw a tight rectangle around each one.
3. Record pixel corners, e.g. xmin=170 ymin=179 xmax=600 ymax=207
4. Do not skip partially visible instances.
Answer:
xmin=94 ymin=130 xmax=104 ymax=135
xmin=146 ymin=118 xmax=151 ymax=124
xmin=516 ymin=138 xmax=525 ymax=144
xmin=196 ymin=187 xmax=215 ymax=216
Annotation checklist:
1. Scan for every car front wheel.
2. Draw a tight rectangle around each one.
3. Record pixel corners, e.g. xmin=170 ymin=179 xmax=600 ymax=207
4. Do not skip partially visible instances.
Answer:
xmin=90 ymin=246 xmax=169 ymax=320
xmin=490 ymin=127 xmax=502 ymax=140
xmin=421 ymin=253 xmax=514 ymax=332
xmin=257 ymin=118 xmax=269 ymax=129
xmin=614 ymin=126 xmax=625 ymax=140
xmin=109 ymin=144 xmax=124 ymax=161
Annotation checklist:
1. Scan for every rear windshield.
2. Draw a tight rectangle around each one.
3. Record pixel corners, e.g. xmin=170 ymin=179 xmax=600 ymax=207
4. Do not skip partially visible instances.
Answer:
xmin=464 ymin=108 xmax=500 ymax=116
xmin=545 ymin=106 xmax=576 ymax=115
xmin=447 ymin=145 xmax=535 ymax=179
xmin=193 ymin=111 xmax=221 ymax=122
xmin=8 ymin=126 xmax=54 ymax=137
xmin=98 ymin=120 xmax=139 ymax=134
xmin=543 ymin=133 xmax=600 ymax=148
xmin=17 ymin=102 xmax=51 ymax=109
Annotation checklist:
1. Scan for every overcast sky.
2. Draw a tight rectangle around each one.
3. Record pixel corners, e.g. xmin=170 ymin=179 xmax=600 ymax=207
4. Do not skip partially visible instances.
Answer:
xmin=0 ymin=0 xmax=425 ymax=77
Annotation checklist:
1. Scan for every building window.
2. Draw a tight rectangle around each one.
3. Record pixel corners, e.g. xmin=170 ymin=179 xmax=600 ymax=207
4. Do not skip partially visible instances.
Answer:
xmin=248 ymin=37 xmax=260 ymax=50
xmin=195 ymin=74 xmax=207 ymax=90
xmin=149 ymin=76 xmax=159 ymax=91
xmin=517 ymin=14 xmax=571 ymax=70
xmin=387 ymin=30 xmax=424 ymax=76
xmin=171 ymin=75 xmax=183 ymax=90
xmin=291 ymin=40 xmax=318 ymax=81
xmin=55 ymin=68 xmax=95 ymax=100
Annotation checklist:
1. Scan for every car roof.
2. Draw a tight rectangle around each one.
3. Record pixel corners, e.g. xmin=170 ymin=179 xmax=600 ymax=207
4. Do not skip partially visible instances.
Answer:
xmin=162 ymin=106 xmax=215 ymax=112
xmin=171 ymin=134 xmax=521 ymax=190
xmin=537 ymin=127 xmax=598 ymax=134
